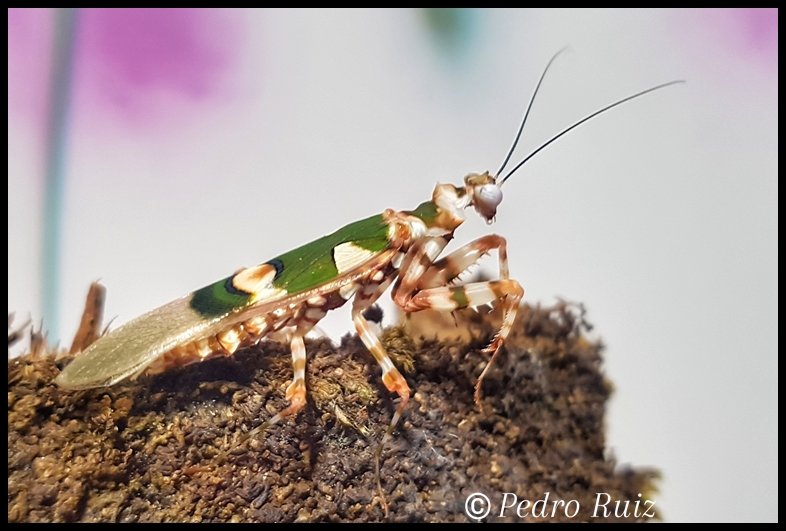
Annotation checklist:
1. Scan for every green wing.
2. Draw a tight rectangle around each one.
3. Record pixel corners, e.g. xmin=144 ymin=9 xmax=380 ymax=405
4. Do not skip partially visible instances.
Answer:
xmin=188 ymin=213 xmax=392 ymax=318
xmin=56 ymin=213 xmax=394 ymax=390
xmin=268 ymin=213 xmax=390 ymax=294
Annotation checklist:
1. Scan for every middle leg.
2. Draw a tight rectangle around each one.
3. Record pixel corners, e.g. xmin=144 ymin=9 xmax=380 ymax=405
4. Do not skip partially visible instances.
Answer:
xmin=350 ymin=276 xmax=406 ymax=517
xmin=351 ymin=277 xmax=409 ymax=442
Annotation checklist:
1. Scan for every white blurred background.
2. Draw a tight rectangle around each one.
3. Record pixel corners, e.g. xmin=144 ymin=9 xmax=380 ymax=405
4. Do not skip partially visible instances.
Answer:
xmin=8 ymin=9 xmax=777 ymax=522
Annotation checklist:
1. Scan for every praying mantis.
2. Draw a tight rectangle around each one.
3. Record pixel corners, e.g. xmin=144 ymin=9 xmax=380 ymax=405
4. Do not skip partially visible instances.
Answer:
xmin=55 ymin=50 xmax=682 ymax=514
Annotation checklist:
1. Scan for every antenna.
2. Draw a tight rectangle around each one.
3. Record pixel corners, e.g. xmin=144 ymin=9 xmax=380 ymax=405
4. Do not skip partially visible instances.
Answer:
xmin=498 ymin=80 xmax=685 ymax=185
xmin=496 ymin=47 xmax=569 ymax=178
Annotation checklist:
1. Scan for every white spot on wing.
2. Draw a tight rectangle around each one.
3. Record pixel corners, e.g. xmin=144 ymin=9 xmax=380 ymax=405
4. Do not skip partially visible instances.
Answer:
xmin=233 ymin=264 xmax=286 ymax=303
xmin=333 ymin=242 xmax=378 ymax=274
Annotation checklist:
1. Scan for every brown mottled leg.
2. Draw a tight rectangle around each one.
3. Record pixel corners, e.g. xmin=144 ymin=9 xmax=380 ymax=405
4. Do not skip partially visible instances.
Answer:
xmin=351 ymin=277 xmax=406 ymax=517
xmin=418 ymin=234 xmax=511 ymax=288
xmin=256 ymin=333 xmax=309 ymax=430
xmin=393 ymin=237 xmax=450 ymax=295
xmin=393 ymin=235 xmax=524 ymax=406
xmin=351 ymin=278 xmax=409 ymax=441
xmin=239 ymin=330 xmax=311 ymax=446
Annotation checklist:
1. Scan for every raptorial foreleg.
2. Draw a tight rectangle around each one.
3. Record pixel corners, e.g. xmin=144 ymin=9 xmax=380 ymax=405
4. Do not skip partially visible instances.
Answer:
xmin=418 ymin=234 xmax=511 ymax=288
xmin=392 ymin=235 xmax=524 ymax=406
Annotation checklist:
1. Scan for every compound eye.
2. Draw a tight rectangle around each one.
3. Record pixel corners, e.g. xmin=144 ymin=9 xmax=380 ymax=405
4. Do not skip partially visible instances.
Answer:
xmin=478 ymin=184 xmax=503 ymax=209
xmin=473 ymin=184 xmax=503 ymax=222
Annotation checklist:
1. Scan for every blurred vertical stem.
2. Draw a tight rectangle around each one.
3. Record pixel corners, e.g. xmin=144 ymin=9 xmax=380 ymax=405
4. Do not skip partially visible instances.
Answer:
xmin=42 ymin=8 xmax=78 ymax=343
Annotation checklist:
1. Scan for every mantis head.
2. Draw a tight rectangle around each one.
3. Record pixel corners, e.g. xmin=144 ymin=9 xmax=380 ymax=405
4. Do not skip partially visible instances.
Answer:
xmin=465 ymin=172 xmax=503 ymax=223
